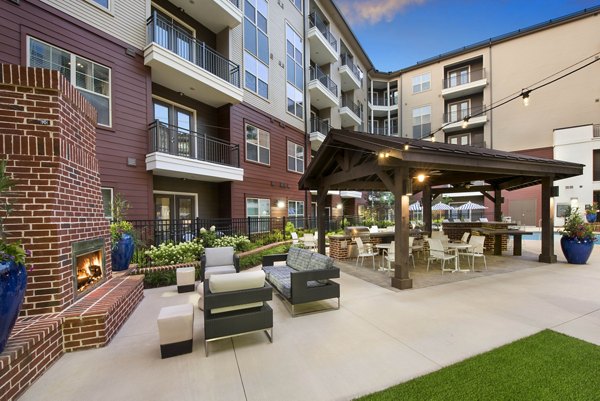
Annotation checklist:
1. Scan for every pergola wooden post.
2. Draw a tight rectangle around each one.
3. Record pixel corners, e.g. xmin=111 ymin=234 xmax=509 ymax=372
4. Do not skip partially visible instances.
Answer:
xmin=316 ymin=185 xmax=328 ymax=255
xmin=538 ymin=176 xmax=557 ymax=263
xmin=423 ymin=185 xmax=432 ymax=234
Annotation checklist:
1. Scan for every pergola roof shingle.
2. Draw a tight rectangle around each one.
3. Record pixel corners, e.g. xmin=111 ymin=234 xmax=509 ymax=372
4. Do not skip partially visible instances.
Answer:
xmin=299 ymin=129 xmax=583 ymax=193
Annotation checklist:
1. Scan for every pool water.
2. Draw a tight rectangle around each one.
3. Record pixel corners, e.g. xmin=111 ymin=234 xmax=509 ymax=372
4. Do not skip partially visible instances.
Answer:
xmin=523 ymin=232 xmax=600 ymax=245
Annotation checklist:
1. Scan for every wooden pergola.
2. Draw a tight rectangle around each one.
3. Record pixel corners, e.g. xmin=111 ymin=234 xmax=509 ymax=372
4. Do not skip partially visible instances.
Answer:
xmin=299 ymin=129 xmax=584 ymax=290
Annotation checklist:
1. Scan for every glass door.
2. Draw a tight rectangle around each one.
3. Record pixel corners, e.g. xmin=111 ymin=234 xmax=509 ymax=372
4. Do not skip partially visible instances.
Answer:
xmin=176 ymin=109 xmax=192 ymax=158
xmin=154 ymin=194 xmax=196 ymax=242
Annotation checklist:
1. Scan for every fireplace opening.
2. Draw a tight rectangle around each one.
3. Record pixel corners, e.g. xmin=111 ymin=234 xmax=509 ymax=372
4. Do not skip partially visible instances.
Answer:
xmin=72 ymin=238 xmax=106 ymax=298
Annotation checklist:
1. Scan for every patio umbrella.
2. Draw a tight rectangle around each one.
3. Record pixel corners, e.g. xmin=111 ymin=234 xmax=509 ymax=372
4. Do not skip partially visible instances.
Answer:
xmin=456 ymin=201 xmax=487 ymax=210
xmin=409 ymin=201 xmax=422 ymax=211
xmin=432 ymin=202 xmax=455 ymax=211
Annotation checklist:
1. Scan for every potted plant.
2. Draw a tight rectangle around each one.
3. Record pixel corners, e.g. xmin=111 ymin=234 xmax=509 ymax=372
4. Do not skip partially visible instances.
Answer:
xmin=110 ymin=194 xmax=135 ymax=271
xmin=585 ymin=202 xmax=598 ymax=223
xmin=559 ymin=206 xmax=596 ymax=264
xmin=0 ymin=160 xmax=29 ymax=353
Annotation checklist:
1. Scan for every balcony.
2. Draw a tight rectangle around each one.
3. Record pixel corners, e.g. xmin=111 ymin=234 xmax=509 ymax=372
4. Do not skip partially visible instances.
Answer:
xmin=340 ymin=96 xmax=362 ymax=127
xmin=144 ymin=15 xmax=243 ymax=108
xmin=167 ymin=0 xmax=242 ymax=33
xmin=309 ymin=116 xmax=331 ymax=151
xmin=442 ymin=105 xmax=488 ymax=133
xmin=441 ymin=68 xmax=487 ymax=100
xmin=146 ymin=121 xmax=243 ymax=182
xmin=308 ymin=12 xmax=338 ymax=65
xmin=308 ymin=66 xmax=339 ymax=110
xmin=368 ymin=94 xmax=397 ymax=117
xmin=339 ymin=54 xmax=361 ymax=91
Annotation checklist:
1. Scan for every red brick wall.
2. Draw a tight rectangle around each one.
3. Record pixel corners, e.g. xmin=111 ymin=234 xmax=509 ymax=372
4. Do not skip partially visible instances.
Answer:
xmin=0 ymin=64 xmax=111 ymax=316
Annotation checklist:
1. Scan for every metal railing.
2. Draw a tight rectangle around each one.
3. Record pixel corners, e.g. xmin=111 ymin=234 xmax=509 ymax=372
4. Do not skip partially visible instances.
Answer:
xmin=147 ymin=13 xmax=240 ymax=88
xmin=310 ymin=116 xmax=331 ymax=136
xmin=128 ymin=216 xmax=370 ymax=245
xmin=308 ymin=12 xmax=338 ymax=51
xmin=309 ymin=65 xmax=338 ymax=97
xmin=341 ymin=95 xmax=362 ymax=119
xmin=370 ymin=92 xmax=398 ymax=107
xmin=443 ymin=105 xmax=487 ymax=123
xmin=368 ymin=126 xmax=386 ymax=135
xmin=229 ymin=0 xmax=240 ymax=7
xmin=148 ymin=120 xmax=240 ymax=167
xmin=443 ymin=68 xmax=486 ymax=89
xmin=340 ymin=53 xmax=361 ymax=83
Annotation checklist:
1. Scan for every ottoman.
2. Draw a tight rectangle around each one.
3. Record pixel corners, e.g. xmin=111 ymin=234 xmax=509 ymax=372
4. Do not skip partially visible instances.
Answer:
xmin=157 ymin=303 xmax=194 ymax=358
xmin=176 ymin=267 xmax=196 ymax=293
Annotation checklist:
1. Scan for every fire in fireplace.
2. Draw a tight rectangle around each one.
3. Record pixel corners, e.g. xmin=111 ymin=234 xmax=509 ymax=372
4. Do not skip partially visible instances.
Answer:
xmin=72 ymin=238 xmax=106 ymax=297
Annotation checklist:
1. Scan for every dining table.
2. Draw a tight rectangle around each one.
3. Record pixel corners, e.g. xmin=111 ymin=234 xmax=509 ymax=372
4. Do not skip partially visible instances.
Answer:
xmin=446 ymin=242 xmax=472 ymax=272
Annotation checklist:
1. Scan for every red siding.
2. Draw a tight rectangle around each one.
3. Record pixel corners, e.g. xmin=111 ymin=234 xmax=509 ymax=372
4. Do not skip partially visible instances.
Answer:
xmin=229 ymin=103 xmax=310 ymax=219
xmin=0 ymin=0 xmax=152 ymax=219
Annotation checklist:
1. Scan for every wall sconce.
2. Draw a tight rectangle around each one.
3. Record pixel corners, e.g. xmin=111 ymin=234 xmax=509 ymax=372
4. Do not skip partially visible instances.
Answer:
xmin=276 ymin=200 xmax=285 ymax=208
xmin=336 ymin=203 xmax=343 ymax=210
xmin=416 ymin=173 xmax=426 ymax=183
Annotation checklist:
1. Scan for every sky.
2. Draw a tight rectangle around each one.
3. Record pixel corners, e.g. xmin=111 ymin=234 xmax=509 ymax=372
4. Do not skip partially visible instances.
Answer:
xmin=334 ymin=0 xmax=600 ymax=71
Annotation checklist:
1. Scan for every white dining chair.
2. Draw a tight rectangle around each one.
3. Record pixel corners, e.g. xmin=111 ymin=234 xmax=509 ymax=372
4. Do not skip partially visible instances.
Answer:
xmin=355 ymin=237 xmax=376 ymax=269
xmin=302 ymin=233 xmax=316 ymax=251
xmin=291 ymin=232 xmax=299 ymax=245
xmin=466 ymin=236 xmax=487 ymax=270
xmin=426 ymin=238 xmax=457 ymax=274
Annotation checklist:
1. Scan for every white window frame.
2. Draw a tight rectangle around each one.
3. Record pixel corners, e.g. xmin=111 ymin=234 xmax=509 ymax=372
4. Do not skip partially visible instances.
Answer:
xmin=447 ymin=99 xmax=470 ymax=123
xmin=412 ymin=105 xmax=431 ymax=138
xmin=245 ymin=123 xmax=270 ymax=165
xmin=86 ymin=0 xmax=113 ymax=13
xmin=244 ymin=0 xmax=269 ymax=99
xmin=27 ymin=36 xmax=112 ymax=127
xmin=287 ymin=141 xmax=304 ymax=173
xmin=154 ymin=190 xmax=199 ymax=219
xmin=447 ymin=65 xmax=471 ymax=88
xmin=447 ymin=133 xmax=471 ymax=146
xmin=101 ymin=187 xmax=113 ymax=219
xmin=288 ymin=200 xmax=304 ymax=228
xmin=152 ymin=95 xmax=197 ymax=131
xmin=285 ymin=23 xmax=304 ymax=119
xmin=246 ymin=197 xmax=271 ymax=232
xmin=411 ymin=72 xmax=431 ymax=94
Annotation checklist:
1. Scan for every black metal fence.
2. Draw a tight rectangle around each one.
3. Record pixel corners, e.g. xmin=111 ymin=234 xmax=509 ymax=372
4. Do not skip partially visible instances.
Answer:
xmin=128 ymin=216 xmax=369 ymax=246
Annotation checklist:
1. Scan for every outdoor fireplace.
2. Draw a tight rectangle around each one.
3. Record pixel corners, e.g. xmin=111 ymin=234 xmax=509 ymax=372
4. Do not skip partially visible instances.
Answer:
xmin=72 ymin=238 xmax=106 ymax=297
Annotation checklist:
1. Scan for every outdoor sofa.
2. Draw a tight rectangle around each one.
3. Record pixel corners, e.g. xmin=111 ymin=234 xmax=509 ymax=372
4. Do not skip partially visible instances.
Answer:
xmin=262 ymin=247 xmax=340 ymax=317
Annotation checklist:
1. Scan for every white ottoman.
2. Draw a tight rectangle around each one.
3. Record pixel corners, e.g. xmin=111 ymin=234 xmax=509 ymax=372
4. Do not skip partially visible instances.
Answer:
xmin=157 ymin=303 xmax=194 ymax=359
xmin=176 ymin=267 xmax=196 ymax=293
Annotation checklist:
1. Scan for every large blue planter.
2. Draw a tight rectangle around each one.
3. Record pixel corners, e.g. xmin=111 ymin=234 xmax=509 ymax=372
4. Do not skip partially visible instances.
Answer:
xmin=111 ymin=234 xmax=134 ymax=271
xmin=0 ymin=260 xmax=27 ymax=353
xmin=586 ymin=213 xmax=597 ymax=223
xmin=560 ymin=236 xmax=594 ymax=265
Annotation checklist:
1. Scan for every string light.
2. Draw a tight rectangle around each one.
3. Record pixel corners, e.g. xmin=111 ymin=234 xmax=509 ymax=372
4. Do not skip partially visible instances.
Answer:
xmin=417 ymin=174 xmax=426 ymax=182
xmin=461 ymin=116 xmax=470 ymax=129
xmin=522 ymin=89 xmax=531 ymax=106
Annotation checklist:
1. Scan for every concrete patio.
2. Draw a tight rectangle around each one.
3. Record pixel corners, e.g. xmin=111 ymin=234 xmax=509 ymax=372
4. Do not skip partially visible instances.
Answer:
xmin=20 ymin=239 xmax=600 ymax=401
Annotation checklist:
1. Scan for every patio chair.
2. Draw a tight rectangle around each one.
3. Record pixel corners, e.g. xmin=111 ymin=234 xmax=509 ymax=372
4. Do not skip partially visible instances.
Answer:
xmin=410 ymin=237 xmax=424 ymax=260
xmin=291 ymin=232 xmax=299 ymax=245
xmin=200 ymin=246 xmax=240 ymax=282
xmin=355 ymin=237 xmax=376 ymax=269
xmin=479 ymin=217 xmax=489 ymax=222
xmin=426 ymin=238 xmax=457 ymax=274
xmin=386 ymin=240 xmax=416 ymax=272
xmin=460 ymin=231 xmax=470 ymax=244
xmin=369 ymin=225 xmax=379 ymax=233
xmin=466 ymin=236 xmax=487 ymax=270
xmin=302 ymin=233 xmax=316 ymax=250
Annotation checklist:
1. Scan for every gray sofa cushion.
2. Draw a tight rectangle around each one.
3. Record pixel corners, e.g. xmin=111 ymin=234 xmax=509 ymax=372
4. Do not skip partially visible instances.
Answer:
xmin=285 ymin=247 xmax=301 ymax=269
xmin=308 ymin=252 xmax=334 ymax=271
xmin=205 ymin=247 xmax=235 ymax=268
xmin=288 ymin=247 xmax=312 ymax=271
xmin=205 ymin=265 xmax=237 ymax=279
xmin=263 ymin=265 xmax=324 ymax=299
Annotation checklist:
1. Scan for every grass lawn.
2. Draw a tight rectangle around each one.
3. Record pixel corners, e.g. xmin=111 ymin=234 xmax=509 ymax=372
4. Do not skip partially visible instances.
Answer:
xmin=357 ymin=330 xmax=600 ymax=401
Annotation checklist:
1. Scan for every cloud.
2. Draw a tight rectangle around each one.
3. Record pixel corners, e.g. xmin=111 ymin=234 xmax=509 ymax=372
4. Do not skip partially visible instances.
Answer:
xmin=336 ymin=0 xmax=427 ymax=25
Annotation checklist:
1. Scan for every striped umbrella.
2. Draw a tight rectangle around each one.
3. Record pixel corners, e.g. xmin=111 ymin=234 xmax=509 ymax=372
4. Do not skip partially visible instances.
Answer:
xmin=432 ymin=202 xmax=455 ymax=211
xmin=457 ymin=201 xmax=487 ymax=210
xmin=409 ymin=201 xmax=422 ymax=211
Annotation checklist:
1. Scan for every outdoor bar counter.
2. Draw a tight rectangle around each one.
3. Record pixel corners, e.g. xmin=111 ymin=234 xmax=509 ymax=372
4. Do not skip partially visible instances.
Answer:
xmin=442 ymin=221 xmax=532 ymax=255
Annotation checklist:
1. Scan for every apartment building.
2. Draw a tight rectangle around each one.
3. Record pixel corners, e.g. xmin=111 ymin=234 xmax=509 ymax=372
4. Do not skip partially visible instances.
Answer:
xmin=1 ymin=0 xmax=598 ymax=228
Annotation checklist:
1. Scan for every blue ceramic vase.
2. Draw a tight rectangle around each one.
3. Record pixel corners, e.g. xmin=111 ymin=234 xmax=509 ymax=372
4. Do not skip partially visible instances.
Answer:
xmin=111 ymin=234 xmax=134 ymax=271
xmin=585 ymin=213 xmax=597 ymax=223
xmin=0 ymin=260 xmax=27 ymax=353
xmin=560 ymin=236 xmax=594 ymax=265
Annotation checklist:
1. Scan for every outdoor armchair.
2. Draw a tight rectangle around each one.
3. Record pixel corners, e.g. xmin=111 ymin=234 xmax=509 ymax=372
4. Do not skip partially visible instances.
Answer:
xmin=200 ymin=246 xmax=240 ymax=282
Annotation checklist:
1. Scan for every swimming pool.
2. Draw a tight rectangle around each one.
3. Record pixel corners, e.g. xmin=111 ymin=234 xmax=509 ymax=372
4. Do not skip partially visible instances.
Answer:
xmin=523 ymin=232 xmax=600 ymax=245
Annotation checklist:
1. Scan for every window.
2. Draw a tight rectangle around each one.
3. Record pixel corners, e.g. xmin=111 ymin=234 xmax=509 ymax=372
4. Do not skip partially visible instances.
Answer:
xmin=447 ymin=133 xmax=470 ymax=146
xmin=412 ymin=72 xmax=431 ymax=93
xmin=447 ymin=66 xmax=470 ymax=88
xmin=447 ymin=100 xmax=469 ymax=123
xmin=244 ymin=0 xmax=269 ymax=98
xmin=153 ymin=99 xmax=194 ymax=157
xmin=28 ymin=37 xmax=111 ymax=126
xmin=101 ymin=187 xmax=113 ymax=219
xmin=247 ymin=198 xmax=270 ymax=232
xmin=288 ymin=200 xmax=304 ymax=228
xmin=246 ymin=124 xmax=270 ymax=165
xmin=151 ymin=8 xmax=194 ymax=62
xmin=89 ymin=0 xmax=110 ymax=9
xmin=287 ymin=141 xmax=304 ymax=173
xmin=412 ymin=105 xmax=431 ymax=138
xmin=286 ymin=24 xmax=303 ymax=118
xmin=290 ymin=0 xmax=302 ymax=11
xmin=594 ymin=149 xmax=600 ymax=181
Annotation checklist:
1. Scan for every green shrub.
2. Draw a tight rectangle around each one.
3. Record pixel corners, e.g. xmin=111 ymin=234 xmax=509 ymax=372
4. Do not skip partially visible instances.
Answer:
xmin=252 ymin=230 xmax=284 ymax=247
xmin=284 ymin=221 xmax=295 ymax=239
xmin=197 ymin=226 xmax=218 ymax=248
xmin=145 ymin=241 xmax=204 ymax=266
xmin=239 ymin=244 xmax=290 ymax=269
xmin=212 ymin=235 xmax=252 ymax=252
xmin=142 ymin=269 xmax=176 ymax=288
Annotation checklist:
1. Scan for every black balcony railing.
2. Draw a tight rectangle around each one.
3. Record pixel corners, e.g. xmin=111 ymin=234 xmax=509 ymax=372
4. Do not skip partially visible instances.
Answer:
xmin=129 ymin=216 xmax=369 ymax=245
xmin=341 ymin=95 xmax=362 ymax=119
xmin=310 ymin=116 xmax=331 ymax=136
xmin=368 ymin=126 xmax=386 ymax=135
xmin=147 ymin=13 xmax=240 ymax=88
xmin=443 ymin=105 xmax=487 ymax=124
xmin=229 ymin=0 xmax=240 ymax=7
xmin=149 ymin=121 xmax=240 ymax=167
xmin=340 ymin=53 xmax=361 ymax=83
xmin=443 ymin=68 xmax=486 ymax=89
xmin=370 ymin=92 xmax=398 ymax=107
xmin=309 ymin=12 xmax=338 ymax=51
xmin=310 ymin=65 xmax=338 ymax=97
